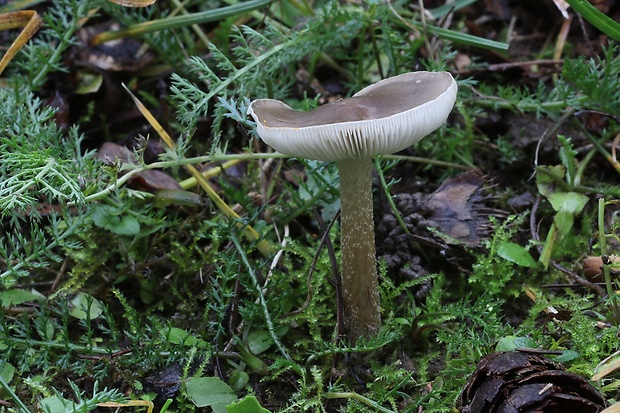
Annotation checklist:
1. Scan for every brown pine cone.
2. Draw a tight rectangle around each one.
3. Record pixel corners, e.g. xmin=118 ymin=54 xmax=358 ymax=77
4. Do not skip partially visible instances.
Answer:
xmin=457 ymin=350 xmax=606 ymax=413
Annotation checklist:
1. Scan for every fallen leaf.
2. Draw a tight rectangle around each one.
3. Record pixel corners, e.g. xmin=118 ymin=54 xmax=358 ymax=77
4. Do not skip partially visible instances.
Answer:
xmin=96 ymin=142 xmax=181 ymax=192
xmin=419 ymin=171 xmax=499 ymax=247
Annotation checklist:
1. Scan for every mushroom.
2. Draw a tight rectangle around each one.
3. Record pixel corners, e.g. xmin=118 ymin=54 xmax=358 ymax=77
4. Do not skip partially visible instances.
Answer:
xmin=247 ymin=71 xmax=457 ymax=341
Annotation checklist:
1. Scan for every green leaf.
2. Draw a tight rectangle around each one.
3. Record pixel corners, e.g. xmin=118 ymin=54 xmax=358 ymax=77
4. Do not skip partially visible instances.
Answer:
xmin=552 ymin=349 xmax=580 ymax=363
xmin=185 ymin=377 xmax=236 ymax=413
xmin=558 ymin=136 xmax=578 ymax=186
xmin=535 ymin=165 xmax=566 ymax=199
xmin=247 ymin=329 xmax=274 ymax=355
xmin=159 ymin=327 xmax=208 ymax=348
xmin=69 ymin=292 xmax=103 ymax=320
xmin=553 ymin=210 xmax=576 ymax=240
xmin=495 ymin=336 xmax=537 ymax=352
xmin=228 ymin=370 xmax=249 ymax=392
xmin=39 ymin=394 xmax=74 ymax=412
xmin=74 ymin=71 xmax=103 ymax=94
xmin=0 ymin=288 xmax=45 ymax=307
xmin=227 ymin=395 xmax=271 ymax=413
xmin=235 ymin=337 xmax=269 ymax=375
xmin=547 ymin=192 xmax=589 ymax=215
xmin=536 ymin=168 xmax=589 ymax=269
xmin=497 ymin=242 xmax=537 ymax=268
xmin=91 ymin=205 xmax=119 ymax=228
xmin=114 ymin=215 xmax=141 ymax=236
xmin=0 ymin=362 xmax=14 ymax=386
xmin=91 ymin=205 xmax=141 ymax=235
xmin=246 ymin=326 xmax=289 ymax=355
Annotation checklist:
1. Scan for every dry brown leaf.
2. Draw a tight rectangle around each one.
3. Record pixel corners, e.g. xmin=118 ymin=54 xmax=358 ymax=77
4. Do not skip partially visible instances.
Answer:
xmin=96 ymin=142 xmax=182 ymax=192
xmin=419 ymin=171 xmax=498 ymax=247
xmin=583 ymin=254 xmax=620 ymax=281
xmin=592 ymin=355 xmax=620 ymax=381
xmin=0 ymin=10 xmax=43 ymax=76
xmin=602 ymin=403 xmax=620 ymax=413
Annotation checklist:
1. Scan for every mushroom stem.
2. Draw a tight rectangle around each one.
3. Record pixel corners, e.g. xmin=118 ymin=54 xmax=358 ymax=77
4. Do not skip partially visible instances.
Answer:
xmin=337 ymin=157 xmax=381 ymax=341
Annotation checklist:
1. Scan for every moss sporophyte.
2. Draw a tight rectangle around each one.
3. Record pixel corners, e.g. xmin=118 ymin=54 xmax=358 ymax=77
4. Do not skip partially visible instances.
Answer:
xmin=248 ymin=71 xmax=457 ymax=341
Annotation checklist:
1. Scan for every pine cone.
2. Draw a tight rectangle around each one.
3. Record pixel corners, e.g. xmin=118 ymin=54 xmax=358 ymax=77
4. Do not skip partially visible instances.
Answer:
xmin=457 ymin=351 xmax=606 ymax=413
xmin=375 ymin=171 xmax=501 ymax=299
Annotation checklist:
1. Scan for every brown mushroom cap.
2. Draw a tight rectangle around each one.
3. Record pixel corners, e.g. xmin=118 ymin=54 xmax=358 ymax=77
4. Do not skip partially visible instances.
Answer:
xmin=247 ymin=71 xmax=458 ymax=161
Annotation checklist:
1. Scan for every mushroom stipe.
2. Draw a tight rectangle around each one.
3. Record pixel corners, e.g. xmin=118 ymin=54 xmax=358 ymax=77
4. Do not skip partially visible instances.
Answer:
xmin=248 ymin=71 xmax=457 ymax=341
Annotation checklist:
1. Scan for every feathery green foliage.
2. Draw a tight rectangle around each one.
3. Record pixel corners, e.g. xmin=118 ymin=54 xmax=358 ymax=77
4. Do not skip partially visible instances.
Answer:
xmin=12 ymin=0 xmax=101 ymax=90
xmin=558 ymin=42 xmax=620 ymax=114
xmin=171 ymin=4 xmax=364 ymax=145
xmin=0 ymin=87 xmax=96 ymax=282
xmin=0 ymin=93 xmax=88 ymax=214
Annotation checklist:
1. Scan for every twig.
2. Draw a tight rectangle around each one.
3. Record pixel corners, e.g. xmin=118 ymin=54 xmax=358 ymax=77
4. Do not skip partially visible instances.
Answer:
xmin=282 ymin=210 xmax=339 ymax=319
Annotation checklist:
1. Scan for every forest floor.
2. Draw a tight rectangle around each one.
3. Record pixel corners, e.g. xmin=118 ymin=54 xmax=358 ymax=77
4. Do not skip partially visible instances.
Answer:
xmin=1 ymin=0 xmax=620 ymax=412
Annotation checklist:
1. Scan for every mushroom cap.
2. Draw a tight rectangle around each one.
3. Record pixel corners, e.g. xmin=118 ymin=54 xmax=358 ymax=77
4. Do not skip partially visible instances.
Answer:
xmin=247 ymin=71 xmax=457 ymax=161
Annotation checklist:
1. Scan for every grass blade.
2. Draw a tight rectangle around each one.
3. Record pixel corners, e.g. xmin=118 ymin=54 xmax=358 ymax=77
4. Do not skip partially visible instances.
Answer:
xmin=0 ymin=0 xmax=46 ymax=13
xmin=92 ymin=0 xmax=272 ymax=44
xmin=565 ymin=0 xmax=620 ymax=42
xmin=122 ymin=84 xmax=275 ymax=257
